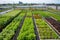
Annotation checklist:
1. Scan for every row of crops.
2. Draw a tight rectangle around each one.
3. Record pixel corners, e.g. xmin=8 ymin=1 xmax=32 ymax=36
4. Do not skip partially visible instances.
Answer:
xmin=0 ymin=10 xmax=26 ymax=40
xmin=33 ymin=10 xmax=60 ymax=22
xmin=0 ymin=9 xmax=60 ymax=40
xmin=34 ymin=17 xmax=59 ymax=39
xmin=17 ymin=11 xmax=36 ymax=40
xmin=17 ymin=17 xmax=36 ymax=40
xmin=47 ymin=8 xmax=60 ymax=15
xmin=0 ymin=10 xmax=21 ymax=31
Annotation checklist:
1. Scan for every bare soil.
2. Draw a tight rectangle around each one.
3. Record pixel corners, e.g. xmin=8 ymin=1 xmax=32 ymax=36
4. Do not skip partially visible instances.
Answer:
xmin=33 ymin=14 xmax=41 ymax=19
xmin=45 ymin=17 xmax=60 ymax=33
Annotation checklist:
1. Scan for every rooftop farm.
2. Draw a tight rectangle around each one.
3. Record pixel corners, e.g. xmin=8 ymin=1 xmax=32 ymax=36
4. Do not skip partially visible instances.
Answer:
xmin=0 ymin=8 xmax=60 ymax=40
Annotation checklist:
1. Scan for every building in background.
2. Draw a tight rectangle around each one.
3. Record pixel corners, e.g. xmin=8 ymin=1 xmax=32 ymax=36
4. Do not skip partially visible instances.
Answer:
xmin=19 ymin=1 xmax=23 ymax=4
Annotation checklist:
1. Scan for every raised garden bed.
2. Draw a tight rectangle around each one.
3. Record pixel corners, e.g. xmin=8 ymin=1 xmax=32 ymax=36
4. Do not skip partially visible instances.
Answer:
xmin=12 ymin=13 xmax=26 ymax=40
xmin=45 ymin=17 xmax=60 ymax=35
xmin=0 ymin=10 xmax=21 ymax=32
xmin=35 ymin=18 xmax=59 ymax=39
xmin=17 ymin=17 xmax=36 ymax=40
xmin=0 ymin=12 xmax=25 ymax=40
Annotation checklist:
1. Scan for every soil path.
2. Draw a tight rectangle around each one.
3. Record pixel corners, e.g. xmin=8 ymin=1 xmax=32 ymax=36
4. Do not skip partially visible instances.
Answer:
xmin=32 ymin=14 xmax=40 ymax=40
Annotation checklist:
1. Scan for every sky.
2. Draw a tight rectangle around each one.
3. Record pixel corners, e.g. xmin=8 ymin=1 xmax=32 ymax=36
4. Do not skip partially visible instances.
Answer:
xmin=0 ymin=0 xmax=60 ymax=4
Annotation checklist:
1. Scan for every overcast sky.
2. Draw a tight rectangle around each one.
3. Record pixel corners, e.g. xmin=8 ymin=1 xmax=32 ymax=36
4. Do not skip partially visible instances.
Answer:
xmin=0 ymin=0 xmax=60 ymax=4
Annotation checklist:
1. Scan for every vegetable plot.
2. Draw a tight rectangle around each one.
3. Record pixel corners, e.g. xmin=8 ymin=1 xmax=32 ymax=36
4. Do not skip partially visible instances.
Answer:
xmin=45 ymin=17 xmax=60 ymax=35
xmin=17 ymin=17 xmax=36 ymax=40
xmin=26 ymin=10 xmax=32 ymax=17
xmin=0 ymin=10 xmax=21 ymax=30
xmin=39 ymin=11 xmax=60 ymax=22
xmin=35 ymin=18 xmax=59 ymax=39
xmin=0 ymin=12 xmax=25 ymax=40
xmin=0 ymin=9 xmax=60 ymax=40
xmin=47 ymin=8 xmax=60 ymax=15
xmin=46 ymin=11 xmax=60 ymax=22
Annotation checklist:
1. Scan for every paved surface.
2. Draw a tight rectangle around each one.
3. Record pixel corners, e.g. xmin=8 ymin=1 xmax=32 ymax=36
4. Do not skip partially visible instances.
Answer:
xmin=0 ymin=9 xmax=13 ymax=14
